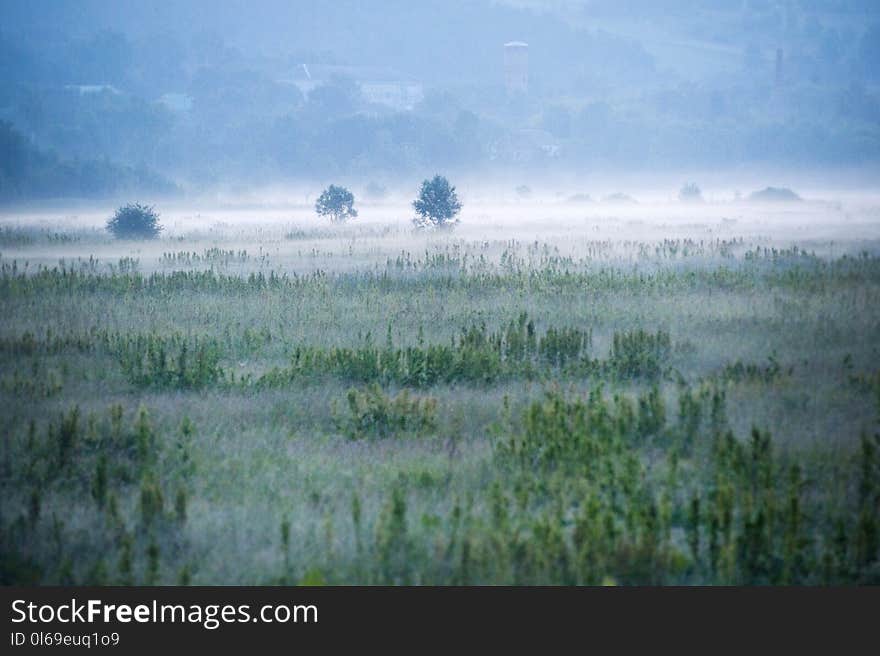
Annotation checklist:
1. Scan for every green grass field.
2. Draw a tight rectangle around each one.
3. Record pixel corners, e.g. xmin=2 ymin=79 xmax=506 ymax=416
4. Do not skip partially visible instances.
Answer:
xmin=1 ymin=200 xmax=879 ymax=584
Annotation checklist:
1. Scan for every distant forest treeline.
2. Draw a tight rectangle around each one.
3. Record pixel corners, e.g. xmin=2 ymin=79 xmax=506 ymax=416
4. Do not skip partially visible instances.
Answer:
xmin=0 ymin=0 xmax=879 ymax=199
xmin=0 ymin=121 xmax=176 ymax=201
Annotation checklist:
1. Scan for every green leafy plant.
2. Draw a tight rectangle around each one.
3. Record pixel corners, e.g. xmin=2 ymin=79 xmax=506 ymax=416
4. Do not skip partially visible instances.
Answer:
xmin=315 ymin=185 xmax=358 ymax=224
xmin=338 ymin=384 xmax=437 ymax=440
xmin=106 ymin=203 xmax=162 ymax=239
xmin=412 ymin=175 xmax=462 ymax=230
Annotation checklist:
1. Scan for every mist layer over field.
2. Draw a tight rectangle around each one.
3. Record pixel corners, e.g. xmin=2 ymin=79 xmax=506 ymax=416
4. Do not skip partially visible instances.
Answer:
xmin=3 ymin=183 xmax=879 ymax=270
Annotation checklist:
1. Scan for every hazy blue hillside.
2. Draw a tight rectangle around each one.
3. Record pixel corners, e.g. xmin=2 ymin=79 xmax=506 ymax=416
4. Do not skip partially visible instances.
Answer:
xmin=1 ymin=0 xmax=878 ymax=198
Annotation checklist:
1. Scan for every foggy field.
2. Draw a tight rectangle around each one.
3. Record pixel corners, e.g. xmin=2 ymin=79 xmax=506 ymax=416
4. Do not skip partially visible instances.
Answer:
xmin=1 ymin=197 xmax=878 ymax=584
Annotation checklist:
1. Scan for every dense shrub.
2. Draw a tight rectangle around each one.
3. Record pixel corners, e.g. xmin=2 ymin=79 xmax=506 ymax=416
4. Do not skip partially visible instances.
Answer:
xmin=115 ymin=334 xmax=224 ymax=389
xmin=609 ymin=329 xmax=672 ymax=379
xmin=748 ymin=187 xmax=801 ymax=202
xmin=259 ymin=314 xmax=595 ymax=388
xmin=337 ymin=385 xmax=437 ymax=440
xmin=106 ymin=203 xmax=162 ymax=239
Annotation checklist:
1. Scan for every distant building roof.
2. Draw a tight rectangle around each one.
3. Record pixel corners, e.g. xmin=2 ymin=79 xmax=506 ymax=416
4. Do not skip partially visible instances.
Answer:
xmin=504 ymin=41 xmax=528 ymax=48
xmin=285 ymin=64 xmax=418 ymax=84
xmin=64 ymin=84 xmax=121 ymax=95
xmin=279 ymin=64 xmax=423 ymax=111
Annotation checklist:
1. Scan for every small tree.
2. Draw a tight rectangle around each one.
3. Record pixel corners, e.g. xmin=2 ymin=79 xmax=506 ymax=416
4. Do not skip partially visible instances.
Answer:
xmin=315 ymin=185 xmax=358 ymax=224
xmin=679 ymin=182 xmax=703 ymax=203
xmin=413 ymin=175 xmax=462 ymax=230
xmin=106 ymin=203 xmax=162 ymax=239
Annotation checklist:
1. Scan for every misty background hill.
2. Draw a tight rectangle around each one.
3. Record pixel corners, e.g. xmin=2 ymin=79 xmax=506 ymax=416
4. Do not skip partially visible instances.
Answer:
xmin=1 ymin=0 xmax=879 ymax=200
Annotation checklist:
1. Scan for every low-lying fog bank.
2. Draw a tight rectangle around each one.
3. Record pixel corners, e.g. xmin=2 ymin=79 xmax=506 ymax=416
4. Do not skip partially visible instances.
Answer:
xmin=1 ymin=184 xmax=879 ymax=276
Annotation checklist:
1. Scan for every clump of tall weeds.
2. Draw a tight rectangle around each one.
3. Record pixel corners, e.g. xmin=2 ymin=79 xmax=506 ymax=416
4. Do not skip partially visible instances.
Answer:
xmin=337 ymin=384 xmax=437 ymax=440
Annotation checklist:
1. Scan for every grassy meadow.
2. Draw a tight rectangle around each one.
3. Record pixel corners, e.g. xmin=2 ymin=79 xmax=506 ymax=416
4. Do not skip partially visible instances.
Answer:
xmin=1 ymin=197 xmax=879 ymax=585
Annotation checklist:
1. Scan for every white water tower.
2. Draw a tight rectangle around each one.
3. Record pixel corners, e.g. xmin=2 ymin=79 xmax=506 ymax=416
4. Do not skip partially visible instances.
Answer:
xmin=504 ymin=41 xmax=529 ymax=94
